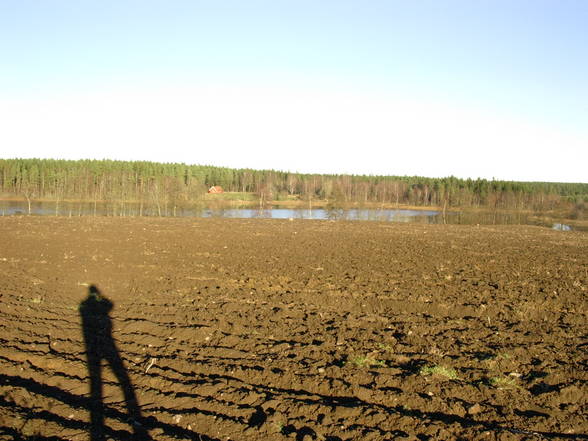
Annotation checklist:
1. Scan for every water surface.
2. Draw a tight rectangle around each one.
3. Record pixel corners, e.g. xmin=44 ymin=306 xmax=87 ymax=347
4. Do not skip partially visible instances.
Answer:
xmin=0 ymin=200 xmax=578 ymax=230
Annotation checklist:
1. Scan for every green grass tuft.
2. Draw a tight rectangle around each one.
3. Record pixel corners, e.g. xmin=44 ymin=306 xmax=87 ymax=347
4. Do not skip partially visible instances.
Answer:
xmin=488 ymin=375 xmax=519 ymax=389
xmin=419 ymin=364 xmax=459 ymax=380
xmin=350 ymin=355 xmax=387 ymax=368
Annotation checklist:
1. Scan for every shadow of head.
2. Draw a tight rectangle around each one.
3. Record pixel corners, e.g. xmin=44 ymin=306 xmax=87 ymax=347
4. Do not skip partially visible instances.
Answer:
xmin=88 ymin=284 xmax=106 ymax=300
xmin=84 ymin=285 xmax=111 ymax=307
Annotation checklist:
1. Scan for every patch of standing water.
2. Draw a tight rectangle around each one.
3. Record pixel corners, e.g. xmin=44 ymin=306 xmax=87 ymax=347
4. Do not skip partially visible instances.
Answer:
xmin=0 ymin=200 xmax=441 ymax=223
xmin=552 ymin=223 xmax=572 ymax=231
xmin=1 ymin=200 xmax=584 ymax=230
xmin=202 ymin=208 xmax=440 ymax=222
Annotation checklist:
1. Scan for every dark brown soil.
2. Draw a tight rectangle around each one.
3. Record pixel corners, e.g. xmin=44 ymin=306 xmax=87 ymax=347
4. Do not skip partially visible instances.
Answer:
xmin=0 ymin=217 xmax=586 ymax=441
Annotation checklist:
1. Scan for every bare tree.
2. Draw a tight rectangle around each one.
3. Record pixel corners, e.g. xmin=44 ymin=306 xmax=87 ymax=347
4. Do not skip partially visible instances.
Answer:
xmin=22 ymin=186 xmax=35 ymax=215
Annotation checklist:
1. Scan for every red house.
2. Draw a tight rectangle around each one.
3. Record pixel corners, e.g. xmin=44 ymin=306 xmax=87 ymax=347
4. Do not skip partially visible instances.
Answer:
xmin=208 ymin=186 xmax=224 ymax=194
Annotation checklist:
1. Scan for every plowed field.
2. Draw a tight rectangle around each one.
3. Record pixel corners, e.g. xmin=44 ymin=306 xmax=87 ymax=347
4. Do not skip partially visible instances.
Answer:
xmin=0 ymin=217 xmax=586 ymax=441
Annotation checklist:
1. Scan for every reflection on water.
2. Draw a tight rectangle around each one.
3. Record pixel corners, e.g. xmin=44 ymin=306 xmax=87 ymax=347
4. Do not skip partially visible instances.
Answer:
xmin=0 ymin=200 xmax=439 ymax=222
xmin=202 ymin=207 xmax=440 ymax=223
xmin=552 ymin=223 xmax=572 ymax=231
xmin=0 ymin=200 xmax=579 ymax=230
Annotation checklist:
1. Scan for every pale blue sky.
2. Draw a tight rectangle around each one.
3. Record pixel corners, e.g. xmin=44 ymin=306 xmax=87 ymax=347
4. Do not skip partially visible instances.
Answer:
xmin=1 ymin=0 xmax=586 ymax=182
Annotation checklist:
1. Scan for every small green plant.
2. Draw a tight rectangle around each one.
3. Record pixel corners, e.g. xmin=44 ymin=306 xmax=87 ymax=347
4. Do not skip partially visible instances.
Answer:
xmin=483 ymin=352 xmax=514 ymax=370
xmin=488 ymin=375 xmax=518 ymax=389
xmin=377 ymin=343 xmax=394 ymax=352
xmin=419 ymin=364 xmax=459 ymax=380
xmin=350 ymin=355 xmax=386 ymax=368
xmin=483 ymin=352 xmax=511 ymax=362
xmin=30 ymin=295 xmax=43 ymax=304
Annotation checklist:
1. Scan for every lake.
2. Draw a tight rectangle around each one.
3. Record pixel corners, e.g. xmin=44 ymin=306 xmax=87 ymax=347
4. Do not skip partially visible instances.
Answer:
xmin=0 ymin=199 xmax=577 ymax=230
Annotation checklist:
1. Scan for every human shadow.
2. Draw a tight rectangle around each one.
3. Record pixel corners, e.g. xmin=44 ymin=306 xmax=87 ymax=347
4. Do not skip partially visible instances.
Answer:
xmin=80 ymin=285 xmax=150 ymax=441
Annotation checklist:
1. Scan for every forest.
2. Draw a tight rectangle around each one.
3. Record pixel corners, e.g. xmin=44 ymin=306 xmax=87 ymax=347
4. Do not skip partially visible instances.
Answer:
xmin=1 ymin=158 xmax=586 ymax=218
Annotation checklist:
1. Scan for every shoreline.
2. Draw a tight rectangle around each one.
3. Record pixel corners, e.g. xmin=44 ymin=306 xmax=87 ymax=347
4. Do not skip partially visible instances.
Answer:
xmin=2 ymin=196 xmax=585 ymax=227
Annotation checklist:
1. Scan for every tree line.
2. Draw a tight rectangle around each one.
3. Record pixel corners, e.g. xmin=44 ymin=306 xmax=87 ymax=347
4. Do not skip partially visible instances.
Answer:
xmin=1 ymin=158 xmax=586 ymax=216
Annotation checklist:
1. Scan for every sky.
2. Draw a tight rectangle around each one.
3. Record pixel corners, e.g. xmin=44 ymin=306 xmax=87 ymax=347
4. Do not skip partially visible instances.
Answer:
xmin=0 ymin=0 xmax=586 ymax=183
